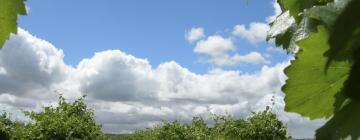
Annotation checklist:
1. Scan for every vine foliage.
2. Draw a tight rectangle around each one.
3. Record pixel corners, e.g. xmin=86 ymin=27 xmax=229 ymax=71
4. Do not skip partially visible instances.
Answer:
xmin=0 ymin=0 xmax=26 ymax=47
xmin=268 ymin=0 xmax=360 ymax=139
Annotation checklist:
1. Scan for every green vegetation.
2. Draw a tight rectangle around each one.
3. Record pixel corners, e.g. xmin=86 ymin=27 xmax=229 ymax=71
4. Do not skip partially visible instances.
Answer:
xmin=0 ymin=96 xmax=107 ymax=140
xmin=0 ymin=0 xmax=26 ymax=47
xmin=268 ymin=0 xmax=360 ymax=139
xmin=113 ymin=108 xmax=290 ymax=140
xmin=0 ymin=96 xmax=290 ymax=140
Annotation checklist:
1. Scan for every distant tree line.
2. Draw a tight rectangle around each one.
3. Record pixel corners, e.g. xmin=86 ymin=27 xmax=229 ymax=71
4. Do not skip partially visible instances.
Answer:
xmin=0 ymin=96 xmax=290 ymax=140
xmin=110 ymin=108 xmax=290 ymax=140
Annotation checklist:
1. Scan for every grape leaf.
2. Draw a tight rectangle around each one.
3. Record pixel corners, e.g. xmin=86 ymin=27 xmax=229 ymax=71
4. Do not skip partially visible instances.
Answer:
xmin=316 ymin=100 xmax=360 ymax=139
xmin=303 ymin=0 xmax=350 ymax=32
xmin=283 ymin=26 xmax=351 ymax=119
xmin=326 ymin=0 xmax=360 ymax=67
xmin=321 ymin=0 xmax=360 ymax=100
xmin=272 ymin=0 xmax=360 ymax=138
xmin=0 ymin=0 xmax=27 ymax=48
xmin=278 ymin=0 xmax=332 ymax=23
xmin=267 ymin=11 xmax=295 ymax=39
xmin=278 ymin=0 xmax=316 ymax=22
xmin=343 ymin=48 xmax=360 ymax=101
xmin=267 ymin=11 xmax=296 ymax=52
xmin=268 ymin=11 xmax=320 ymax=53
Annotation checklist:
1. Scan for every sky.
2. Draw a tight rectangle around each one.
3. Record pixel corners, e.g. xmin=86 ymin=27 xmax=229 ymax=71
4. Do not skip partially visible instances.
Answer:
xmin=0 ymin=0 xmax=326 ymax=138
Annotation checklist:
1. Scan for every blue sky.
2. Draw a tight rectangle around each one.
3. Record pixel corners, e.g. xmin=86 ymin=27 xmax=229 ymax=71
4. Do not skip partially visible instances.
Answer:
xmin=19 ymin=0 xmax=288 ymax=74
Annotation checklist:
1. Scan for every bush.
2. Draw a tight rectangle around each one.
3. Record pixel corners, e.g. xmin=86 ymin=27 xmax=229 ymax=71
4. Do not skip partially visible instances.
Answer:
xmin=115 ymin=108 xmax=291 ymax=140
xmin=0 ymin=113 xmax=12 ymax=139
xmin=0 ymin=96 xmax=107 ymax=140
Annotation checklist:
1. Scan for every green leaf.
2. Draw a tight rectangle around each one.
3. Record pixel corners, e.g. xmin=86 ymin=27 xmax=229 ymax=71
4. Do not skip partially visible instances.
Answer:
xmin=326 ymin=0 xmax=360 ymax=66
xmin=0 ymin=0 xmax=27 ymax=48
xmin=283 ymin=26 xmax=352 ymax=119
xmin=267 ymin=11 xmax=296 ymax=40
xmin=342 ymin=48 xmax=360 ymax=101
xmin=278 ymin=0 xmax=315 ymax=22
xmin=267 ymin=11 xmax=297 ymax=52
xmin=323 ymin=0 xmax=360 ymax=100
xmin=268 ymin=11 xmax=320 ymax=53
xmin=316 ymin=100 xmax=360 ymax=139
xmin=303 ymin=0 xmax=349 ymax=32
xmin=278 ymin=0 xmax=332 ymax=23
xmin=271 ymin=0 xmax=360 ymax=138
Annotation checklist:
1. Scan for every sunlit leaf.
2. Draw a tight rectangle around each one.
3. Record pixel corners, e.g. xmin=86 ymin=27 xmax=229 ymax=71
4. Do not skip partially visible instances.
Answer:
xmin=0 ymin=0 xmax=26 ymax=47
xmin=283 ymin=26 xmax=351 ymax=119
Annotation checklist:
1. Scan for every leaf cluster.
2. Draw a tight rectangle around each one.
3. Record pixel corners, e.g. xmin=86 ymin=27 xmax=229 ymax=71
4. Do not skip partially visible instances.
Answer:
xmin=267 ymin=0 xmax=360 ymax=139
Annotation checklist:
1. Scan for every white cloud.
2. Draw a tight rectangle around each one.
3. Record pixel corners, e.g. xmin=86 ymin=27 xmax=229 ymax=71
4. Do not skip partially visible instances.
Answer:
xmin=194 ymin=35 xmax=235 ymax=57
xmin=232 ymin=23 xmax=270 ymax=44
xmin=189 ymin=1 xmax=283 ymax=65
xmin=0 ymin=29 xmax=70 ymax=100
xmin=77 ymin=50 xmax=158 ymax=102
xmin=193 ymin=35 xmax=269 ymax=66
xmin=266 ymin=0 xmax=282 ymax=23
xmin=185 ymin=27 xmax=205 ymax=43
xmin=194 ymin=35 xmax=235 ymax=66
xmin=0 ymin=29 xmax=324 ymax=139
xmin=266 ymin=46 xmax=286 ymax=54
xmin=233 ymin=52 xmax=270 ymax=65
xmin=231 ymin=0 xmax=282 ymax=44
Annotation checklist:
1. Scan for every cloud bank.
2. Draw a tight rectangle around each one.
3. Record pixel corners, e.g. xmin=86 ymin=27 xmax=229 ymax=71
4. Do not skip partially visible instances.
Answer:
xmin=0 ymin=29 xmax=325 ymax=138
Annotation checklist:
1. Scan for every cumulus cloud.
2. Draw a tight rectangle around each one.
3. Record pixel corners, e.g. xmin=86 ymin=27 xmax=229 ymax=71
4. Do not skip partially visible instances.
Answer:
xmin=233 ymin=52 xmax=270 ymax=65
xmin=0 ymin=29 xmax=324 ymax=138
xmin=232 ymin=23 xmax=270 ymax=44
xmin=232 ymin=0 xmax=282 ymax=44
xmin=194 ymin=35 xmax=235 ymax=57
xmin=185 ymin=27 xmax=205 ymax=43
xmin=187 ymin=1 xmax=283 ymax=66
xmin=193 ymin=35 xmax=269 ymax=66
xmin=266 ymin=0 xmax=282 ymax=23
xmin=194 ymin=35 xmax=235 ymax=66
xmin=0 ymin=29 xmax=70 ymax=100
xmin=77 ymin=50 xmax=158 ymax=102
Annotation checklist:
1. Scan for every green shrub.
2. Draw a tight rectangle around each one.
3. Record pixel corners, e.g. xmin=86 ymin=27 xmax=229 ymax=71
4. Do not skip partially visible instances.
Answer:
xmin=1 ymin=96 xmax=290 ymax=140
xmin=115 ymin=108 xmax=291 ymax=140
xmin=1 ymin=96 xmax=107 ymax=140
xmin=0 ymin=113 xmax=12 ymax=139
